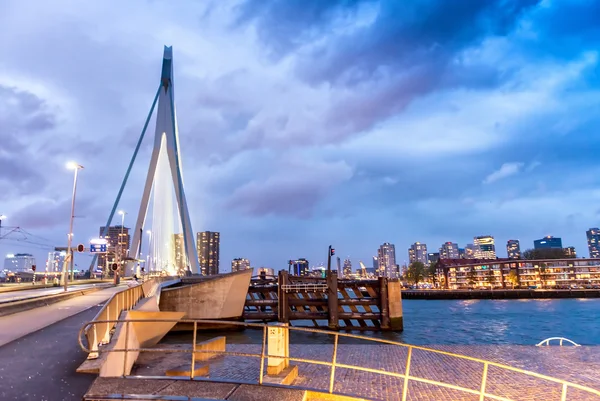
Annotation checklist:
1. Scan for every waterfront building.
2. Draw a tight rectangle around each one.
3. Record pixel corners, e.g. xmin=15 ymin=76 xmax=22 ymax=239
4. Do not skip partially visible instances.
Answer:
xmin=197 ymin=231 xmax=220 ymax=275
xmin=377 ymin=243 xmax=397 ymax=277
xmin=255 ymin=267 xmax=274 ymax=277
xmin=290 ymin=258 xmax=309 ymax=276
xmin=587 ymin=228 xmax=600 ymax=258
xmin=564 ymin=246 xmax=576 ymax=258
xmin=427 ymin=252 xmax=440 ymax=264
xmin=98 ymin=225 xmax=130 ymax=270
xmin=3 ymin=253 xmax=35 ymax=272
xmin=534 ymin=236 xmax=562 ymax=249
xmin=342 ymin=258 xmax=352 ymax=278
xmin=438 ymin=257 xmax=600 ymax=289
xmin=474 ymin=236 xmax=496 ymax=259
xmin=172 ymin=234 xmax=187 ymax=273
xmin=231 ymin=258 xmax=251 ymax=272
xmin=458 ymin=248 xmax=466 ymax=259
xmin=465 ymin=244 xmax=475 ymax=259
xmin=408 ymin=242 xmax=428 ymax=265
xmin=439 ymin=242 xmax=459 ymax=259
xmin=506 ymin=240 xmax=521 ymax=259
xmin=46 ymin=251 xmax=66 ymax=272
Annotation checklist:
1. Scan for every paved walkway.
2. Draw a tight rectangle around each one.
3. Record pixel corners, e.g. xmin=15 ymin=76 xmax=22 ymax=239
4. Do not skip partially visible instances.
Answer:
xmin=133 ymin=343 xmax=600 ymax=401
xmin=0 ymin=283 xmax=110 ymax=303
xmin=0 ymin=285 xmax=123 ymax=347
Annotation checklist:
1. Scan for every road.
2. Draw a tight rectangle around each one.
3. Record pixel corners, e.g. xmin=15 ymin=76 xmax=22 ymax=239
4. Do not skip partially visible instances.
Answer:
xmin=0 ymin=284 xmax=107 ymax=303
xmin=0 ymin=305 xmax=102 ymax=400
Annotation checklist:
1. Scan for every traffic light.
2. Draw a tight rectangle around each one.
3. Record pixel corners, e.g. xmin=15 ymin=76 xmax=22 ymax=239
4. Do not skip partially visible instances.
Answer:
xmin=111 ymin=263 xmax=118 ymax=271
xmin=330 ymin=248 xmax=335 ymax=256
xmin=31 ymin=265 xmax=36 ymax=272
xmin=141 ymin=267 xmax=145 ymax=272
xmin=77 ymin=244 xmax=85 ymax=252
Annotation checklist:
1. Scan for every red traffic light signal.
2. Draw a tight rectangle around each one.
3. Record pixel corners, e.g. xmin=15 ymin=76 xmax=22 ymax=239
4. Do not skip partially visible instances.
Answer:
xmin=330 ymin=248 xmax=335 ymax=256
xmin=77 ymin=244 xmax=85 ymax=252
xmin=111 ymin=263 xmax=118 ymax=271
xmin=31 ymin=265 xmax=36 ymax=272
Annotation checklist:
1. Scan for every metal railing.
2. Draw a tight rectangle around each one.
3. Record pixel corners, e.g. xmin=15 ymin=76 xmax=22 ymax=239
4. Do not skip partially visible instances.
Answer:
xmin=78 ymin=318 xmax=600 ymax=401
xmin=537 ymin=337 xmax=581 ymax=347
xmin=83 ymin=278 xmax=171 ymax=359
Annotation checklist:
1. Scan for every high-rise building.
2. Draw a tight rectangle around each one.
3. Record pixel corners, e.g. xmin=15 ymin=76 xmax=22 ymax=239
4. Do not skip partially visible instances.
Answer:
xmin=46 ymin=251 xmax=66 ymax=272
xmin=3 ymin=253 xmax=36 ymax=272
xmin=377 ymin=243 xmax=396 ymax=277
xmin=408 ymin=242 xmax=428 ymax=265
xmin=98 ymin=225 xmax=130 ymax=270
xmin=506 ymin=240 xmax=521 ymax=259
xmin=171 ymin=234 xmax=187 ymax=273
xmin=439 ymin=242 xmax=459 ymax=259
xmin=372 ymin=256 xmax=378 ymax=271
xmin=197 ymin=231 xmax=220 ymax=275
xmin=427 ymin=252 xmax=440 ymax=264
xmin=342 ymin=258 xmax=352 ymax=278
xmin=231 ymin=258 xmax=251 ymax=272
xmin=290 ymin=258 xmax=309 ymax=276
xmin=458 ymin=248 xmax=466 ymax=259
xmin=474 ymin=236 xmax=496 ymax=259
xmin=564 ymin=246 xmax=576 ymax=258
xmin=465 ymin=244 xmax=475 ymax=259
xmin=534 ymin=236 xmax=562 ymax=249
xmin=587 ymin=228 xmax=600 ymax=258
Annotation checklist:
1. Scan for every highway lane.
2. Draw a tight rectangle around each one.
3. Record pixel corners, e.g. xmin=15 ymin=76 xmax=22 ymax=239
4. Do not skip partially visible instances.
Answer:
xmin=0 ymin=284 xmax=108 ymax=304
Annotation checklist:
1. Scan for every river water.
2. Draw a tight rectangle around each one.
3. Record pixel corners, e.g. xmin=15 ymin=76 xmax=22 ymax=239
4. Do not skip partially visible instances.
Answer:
xmin=164 ymin=298 xmax=600 ymax=346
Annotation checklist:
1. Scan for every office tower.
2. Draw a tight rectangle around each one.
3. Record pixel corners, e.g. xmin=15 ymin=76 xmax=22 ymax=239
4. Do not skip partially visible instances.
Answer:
xmin=439 ymin=242 xmax=459 ymax=259
xmin=587 ymin=228 xmax=600 ymax=258
xmin=377 ymin=243 xmax=397 ymax=277
xmin=534 ymin=236 xmax=562 ymax=249
xmin=290 ymin=258 xmax=309 ymax=276
xmin=563 ymin=246 xmax=576 ymax=258
xmin=197 ymin=231 xmax=220 ymax=275
xmin=231 ymin=258 xmax=251 ymax=272
xmin=506 ymin=240 xmax=521 ymax=259
xmin=458 ymin=248 xmax=466 ymax=259
xmin=343 ymin=258 xmax=352 ymax=278
xmin=98 ymin=225 xmax=130 ymax=270
xmin=465 ymin=244 xmax=475 ymax=259
xmin=46 ymin=251 xmax=66 ymax=272
xmin=474 ymin=235 xmax=496 ymax=259
xmin=427 ymin=252 xmax=440 ymax=264
xmin=372 ymin=256 xmax=378 ymax=271
xmin=408 ymin=242 xmax=428 ymax=265
xmin=171 ymin=234 xmax=188 ymax=273
xmin=3 ymin=253 xmax=36 ymax=272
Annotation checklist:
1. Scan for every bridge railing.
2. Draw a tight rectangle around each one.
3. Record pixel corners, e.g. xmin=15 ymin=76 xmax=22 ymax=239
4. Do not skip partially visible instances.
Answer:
xmin=78 ymin=318 xmax=600 ymax=401
xmin=537 ymin=337 xmax=581 ymax=347
xmin=84 ymin=277 xmax=172 ymax=359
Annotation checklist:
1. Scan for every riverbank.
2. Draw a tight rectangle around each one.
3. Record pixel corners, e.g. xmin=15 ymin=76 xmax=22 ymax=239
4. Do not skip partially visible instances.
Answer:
xmin=402 ymin=288 xmax=600 ymax=299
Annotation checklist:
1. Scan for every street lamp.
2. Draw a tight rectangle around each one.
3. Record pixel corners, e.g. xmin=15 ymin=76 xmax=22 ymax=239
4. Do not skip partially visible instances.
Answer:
xmin=146 ymin=230 xmax=152 ymax=272
xmin=0 ymin=214 xmax=5 ymax=238
xmin=118 ymin=210 xmax=127 ymax=274
xmin=63 ymin=162 xmax=83 ymax=291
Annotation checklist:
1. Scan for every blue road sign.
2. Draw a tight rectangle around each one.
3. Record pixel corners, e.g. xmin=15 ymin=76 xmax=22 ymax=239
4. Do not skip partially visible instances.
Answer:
xmin=90 ymin=244 xmax=107 ymax=253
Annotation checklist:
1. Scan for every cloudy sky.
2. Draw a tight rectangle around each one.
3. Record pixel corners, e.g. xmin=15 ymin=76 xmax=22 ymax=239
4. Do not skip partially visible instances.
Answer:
xmin=1 ymin=0 xmax=600 ymax=272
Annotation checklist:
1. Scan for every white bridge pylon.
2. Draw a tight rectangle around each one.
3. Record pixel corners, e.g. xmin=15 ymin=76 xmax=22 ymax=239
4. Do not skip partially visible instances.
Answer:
xmin=127 ymin=46 xmax=199 ymax=276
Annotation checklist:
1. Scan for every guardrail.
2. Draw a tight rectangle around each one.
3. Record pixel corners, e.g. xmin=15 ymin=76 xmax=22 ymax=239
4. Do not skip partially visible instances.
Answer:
xmin=537 ymin=337 xmax=581 ymax=347
xmin=78 ymin=318 xmax=600 ymax=401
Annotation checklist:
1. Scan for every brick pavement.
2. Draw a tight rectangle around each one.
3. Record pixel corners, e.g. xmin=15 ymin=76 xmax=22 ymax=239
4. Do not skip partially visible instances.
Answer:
xmin=132 ymin=344 xmax=600 ymax=401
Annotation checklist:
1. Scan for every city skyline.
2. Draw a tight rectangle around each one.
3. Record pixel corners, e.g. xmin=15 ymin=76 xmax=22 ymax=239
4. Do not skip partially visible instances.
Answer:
xmin=2 ymin=1 xmax=600 ymax=273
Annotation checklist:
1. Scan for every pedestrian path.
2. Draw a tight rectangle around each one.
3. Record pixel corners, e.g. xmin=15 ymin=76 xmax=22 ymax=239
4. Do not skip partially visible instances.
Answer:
xmin=0 ymin=285 xmax=124 ymax=347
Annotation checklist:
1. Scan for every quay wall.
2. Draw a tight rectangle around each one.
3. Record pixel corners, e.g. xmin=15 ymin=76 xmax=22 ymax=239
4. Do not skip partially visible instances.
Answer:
xmin=402 ymin=289 xmax=600 ymax=300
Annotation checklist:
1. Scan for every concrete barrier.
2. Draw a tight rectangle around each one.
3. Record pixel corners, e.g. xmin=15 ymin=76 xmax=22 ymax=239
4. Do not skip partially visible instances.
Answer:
xmin=0 ymin=286 xmax=111 ymax=317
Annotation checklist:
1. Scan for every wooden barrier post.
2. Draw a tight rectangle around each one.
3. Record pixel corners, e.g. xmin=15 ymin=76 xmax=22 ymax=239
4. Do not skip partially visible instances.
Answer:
xmin=380 ymin=277 xmax=390 ymax=329
xmin=278 ymin=270 xmax=289 ymax=323
xmin=327 ymin=271 xmax=339 ymax=330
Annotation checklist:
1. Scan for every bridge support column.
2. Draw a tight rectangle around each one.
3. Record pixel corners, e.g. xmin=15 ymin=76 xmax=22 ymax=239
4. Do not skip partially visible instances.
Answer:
xmin=277 ymin=271 xmax=289 ymax=323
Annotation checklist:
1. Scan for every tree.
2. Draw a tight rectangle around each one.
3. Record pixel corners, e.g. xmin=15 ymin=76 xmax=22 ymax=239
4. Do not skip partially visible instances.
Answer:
xmin=406 ymin=261 xmax=426 ymax=285
xmin=427 ymin=261 xmax=439 ymax=286
xmin=507 ymin=269 xmax=519 ymax=289
xmin=523 ymin=248 xmax=574 ymax=260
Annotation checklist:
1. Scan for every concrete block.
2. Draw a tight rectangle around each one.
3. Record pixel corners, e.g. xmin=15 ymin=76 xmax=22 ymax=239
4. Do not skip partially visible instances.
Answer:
xmin=193 ymin=336 xmax=226 ymax=362
xmin=165 ymin=363 xmax=209 ymax=377
xmin=263 ymin=365 xmax=299 ymax=386
xmin=228 ymin=383 xmax=306 ymax=401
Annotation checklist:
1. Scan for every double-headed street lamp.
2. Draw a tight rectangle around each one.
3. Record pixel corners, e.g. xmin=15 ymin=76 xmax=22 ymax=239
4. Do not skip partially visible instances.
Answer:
xmin=64 ymin=162 xmax=84 ymax=291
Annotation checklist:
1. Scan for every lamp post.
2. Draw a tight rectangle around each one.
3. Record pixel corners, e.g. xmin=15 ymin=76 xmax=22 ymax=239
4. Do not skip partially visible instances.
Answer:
xmin=118 ymin=211 xmax=127 ymax=275
xmin=64 ymin=162 xmax=83 ymax=291
xmin=146 ymin=230 xmax=152 ymax=273
xmin=0 ymin=214 xmax=5 ymax=238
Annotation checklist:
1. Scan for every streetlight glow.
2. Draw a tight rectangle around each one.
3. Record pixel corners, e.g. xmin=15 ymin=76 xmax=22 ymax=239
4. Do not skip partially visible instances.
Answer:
xmin=0 ymin=215 xmax=6 ymax=220
xmin=67 ymin=162 xmax=84 ymax=170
